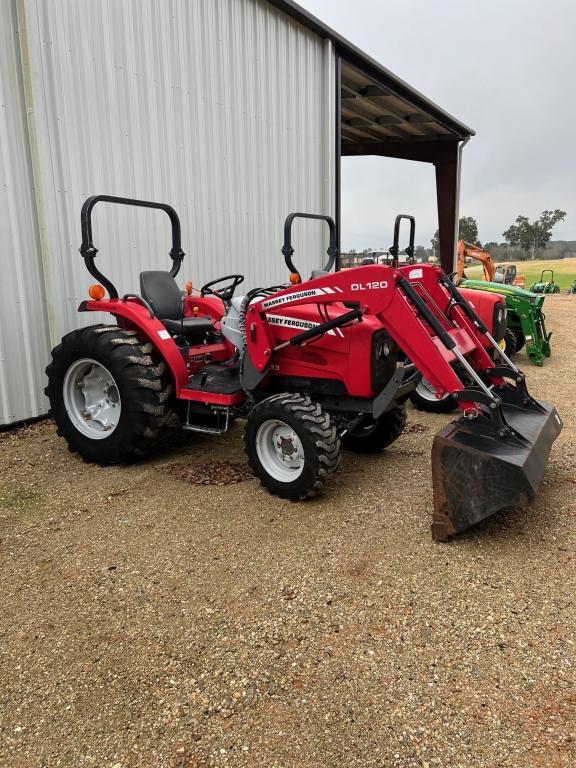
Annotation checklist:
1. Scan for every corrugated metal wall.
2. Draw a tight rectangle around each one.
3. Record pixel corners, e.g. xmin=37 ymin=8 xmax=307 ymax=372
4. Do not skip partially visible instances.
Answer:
xmin=0 ymin=0 xmax=335 ymax=424
xmin=0 ymin=0 xmax=51 ymax=425
xmin=21 ymin=0 xmax=335 ymax=343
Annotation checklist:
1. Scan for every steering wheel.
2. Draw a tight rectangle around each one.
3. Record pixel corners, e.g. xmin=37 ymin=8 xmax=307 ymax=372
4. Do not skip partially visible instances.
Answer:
xmin=200 ymin=274 xmax=244 ymax=303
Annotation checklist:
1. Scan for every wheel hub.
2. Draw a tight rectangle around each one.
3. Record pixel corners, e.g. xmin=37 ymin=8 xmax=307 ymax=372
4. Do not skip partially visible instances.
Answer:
xmin=275 ymin=428 xmax=302 ymax=464
xmin=416 ymin=376 xmax=445 ymax=402
xmin=255 ymin=419 xmax=305 ymax=482
xmin=63 ymin=359 xmax=122 ymax=439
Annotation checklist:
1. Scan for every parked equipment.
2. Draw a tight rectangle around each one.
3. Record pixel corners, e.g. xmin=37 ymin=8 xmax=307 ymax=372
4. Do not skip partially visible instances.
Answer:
xmin=494 ymin=263 xmax=526 ymax=288
xmin=455 ymin=241 xmax=525 ymax=287
xmin=46 ymin=196 xmax=562 ymax=540
xmin=451 ymin=240 xmax=552 ymax=367
xmin=459 ymin=280 xmax=552 ymax=367
xmin=530 ymin=270 xmax=560 ymax=294
xmin=569 ymin=280 xmax=576 ymax=295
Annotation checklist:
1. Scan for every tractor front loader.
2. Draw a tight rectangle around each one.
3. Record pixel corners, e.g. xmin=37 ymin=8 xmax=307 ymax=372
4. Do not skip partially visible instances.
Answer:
xmin=46 ymin=196 xmax=562 ymax=540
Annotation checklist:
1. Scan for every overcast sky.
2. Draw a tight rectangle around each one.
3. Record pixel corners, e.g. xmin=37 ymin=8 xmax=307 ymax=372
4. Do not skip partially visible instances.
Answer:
xmin=304 ymin=0 xmax=576 ymax=251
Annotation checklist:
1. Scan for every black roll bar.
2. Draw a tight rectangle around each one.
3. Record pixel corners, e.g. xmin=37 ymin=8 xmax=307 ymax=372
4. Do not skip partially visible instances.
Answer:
xmin=79 ymin=195 xmax=185 ymax=299
xmin=389 ymin=215 xmax=415 ymax=267
xmin=281 ymin=212 xmax=339 ymax=280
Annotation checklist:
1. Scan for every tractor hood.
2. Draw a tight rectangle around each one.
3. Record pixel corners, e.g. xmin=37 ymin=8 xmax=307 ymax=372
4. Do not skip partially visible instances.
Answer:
xmin=460 ymin=279 xmax=542 ymax=304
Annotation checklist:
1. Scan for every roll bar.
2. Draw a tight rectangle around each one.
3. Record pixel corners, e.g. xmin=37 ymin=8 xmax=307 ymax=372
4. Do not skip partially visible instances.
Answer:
xmin=388 ymin=215 xmax=415 ymax=267
xmin=79 ymin=195 xmax=185 ymax=299
xmin=281 ymin=212 xmax=338 ymax=280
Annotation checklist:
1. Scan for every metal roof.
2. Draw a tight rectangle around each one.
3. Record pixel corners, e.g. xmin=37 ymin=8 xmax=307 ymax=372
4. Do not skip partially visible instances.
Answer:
xmin=268 ymin=0 xmax=475 ymax=141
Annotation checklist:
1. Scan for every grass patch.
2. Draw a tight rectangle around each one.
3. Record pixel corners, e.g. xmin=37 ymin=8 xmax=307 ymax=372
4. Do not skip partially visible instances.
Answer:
xmin=0 ymin=487 xmax=43 ymax=511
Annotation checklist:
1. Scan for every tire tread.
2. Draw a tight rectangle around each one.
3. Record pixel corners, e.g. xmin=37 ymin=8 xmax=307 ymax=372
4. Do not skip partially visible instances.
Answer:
xmin=244 ymin=393 xmax=340 ymax=500
xmin=45 ymin=324 xmax=176 ymax=464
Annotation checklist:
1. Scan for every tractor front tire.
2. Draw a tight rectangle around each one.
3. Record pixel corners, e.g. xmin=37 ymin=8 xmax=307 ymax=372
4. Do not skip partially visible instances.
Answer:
xmin=244 ymin=393 xmax=340 ymax=501
xmin=502 ymin=328 xmax=517 ymax=357
xmin=46 ymin=324 xmax=174 ymax=464
xmin=341 ymin=404 xmax=407 ymax=453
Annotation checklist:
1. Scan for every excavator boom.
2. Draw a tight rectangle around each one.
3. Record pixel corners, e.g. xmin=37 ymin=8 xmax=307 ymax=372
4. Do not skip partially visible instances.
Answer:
xmin=456 ymin=239 xmax=496 ymax=283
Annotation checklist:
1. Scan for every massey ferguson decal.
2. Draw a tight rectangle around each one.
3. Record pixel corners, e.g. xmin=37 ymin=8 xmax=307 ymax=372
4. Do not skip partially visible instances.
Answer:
xmin=261 ymin=287 xmax=336 ymax=310
xmin=265 ymin=314 xmax=340 ymax=336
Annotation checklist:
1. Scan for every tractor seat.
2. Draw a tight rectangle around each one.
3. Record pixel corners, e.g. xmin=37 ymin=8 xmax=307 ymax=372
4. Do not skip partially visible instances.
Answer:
xmin=139 ymin=271 xmax=213 ymax=338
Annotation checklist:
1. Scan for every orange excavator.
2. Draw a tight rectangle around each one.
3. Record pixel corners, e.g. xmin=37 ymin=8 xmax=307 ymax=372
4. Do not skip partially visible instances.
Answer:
xmin=455 ymin=240 xmax=525 ymax=287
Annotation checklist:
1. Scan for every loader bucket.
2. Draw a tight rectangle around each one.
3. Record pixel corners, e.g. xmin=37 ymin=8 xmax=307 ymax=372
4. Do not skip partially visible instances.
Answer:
xmin=431 ymin=399 xmax=562 ymax=540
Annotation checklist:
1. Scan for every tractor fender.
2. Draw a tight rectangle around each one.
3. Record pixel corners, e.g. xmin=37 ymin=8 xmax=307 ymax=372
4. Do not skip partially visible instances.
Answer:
xmin=79 ymin=298 xmax=189 ymax=386
xmin=183 ymin=294 xmax=224 ymax=322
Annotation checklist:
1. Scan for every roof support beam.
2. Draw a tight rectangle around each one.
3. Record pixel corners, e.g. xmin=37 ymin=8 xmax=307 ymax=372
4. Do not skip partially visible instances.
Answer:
xmin=341 ymin=140 xmax=458 ymax=163
xmin=435 ymin=144 xmax=459 ymax=273
xmin=341 ymin=83 xmax=430 ymax=137
xmin=342 ymin=83 xmax=430 ymax=126
xmin=342 ymin=101 xmax=413 ymax=138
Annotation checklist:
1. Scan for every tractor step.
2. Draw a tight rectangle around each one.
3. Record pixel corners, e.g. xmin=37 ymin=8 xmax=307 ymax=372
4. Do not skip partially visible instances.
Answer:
xmin=183 ymin=404 xmax=232 ymax=435
xmin=184 ymin=363 xmax=241 ymax=395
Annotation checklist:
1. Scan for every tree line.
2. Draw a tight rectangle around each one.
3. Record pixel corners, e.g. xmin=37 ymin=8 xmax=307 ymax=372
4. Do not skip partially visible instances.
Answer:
xmin=432 ymin=210 xmax=567 ymax=260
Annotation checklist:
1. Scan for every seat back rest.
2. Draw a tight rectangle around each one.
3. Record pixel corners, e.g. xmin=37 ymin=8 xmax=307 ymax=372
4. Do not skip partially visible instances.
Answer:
xmin=140 ymin=271 xmax=183 ymax=320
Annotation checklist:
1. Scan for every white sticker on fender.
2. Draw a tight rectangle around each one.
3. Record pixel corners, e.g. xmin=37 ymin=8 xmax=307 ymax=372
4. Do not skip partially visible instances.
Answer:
xmin=157 ymin=330 xmax=171 ymax=340
xmin=409 ymin=268 xmax=423 ymax=279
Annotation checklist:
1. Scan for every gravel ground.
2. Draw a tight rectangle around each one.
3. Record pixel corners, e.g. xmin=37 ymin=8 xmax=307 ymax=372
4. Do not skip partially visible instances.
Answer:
xmin=1 ymin=296 xmax=575 ymax=768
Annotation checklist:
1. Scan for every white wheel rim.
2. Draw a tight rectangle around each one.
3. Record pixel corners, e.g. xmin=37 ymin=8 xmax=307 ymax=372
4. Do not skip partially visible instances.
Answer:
xmin=63 ymin=358 xmax=121 ymax=439
xmin=416 ymin=377 xmax=448 ymax=403
xmin=255 ymin=419 xmax=305 ymax=483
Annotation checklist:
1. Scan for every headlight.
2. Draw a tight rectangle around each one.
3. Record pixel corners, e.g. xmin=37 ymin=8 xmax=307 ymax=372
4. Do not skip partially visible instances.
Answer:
xmin=492 ymin=301 xmax=507 ymax=343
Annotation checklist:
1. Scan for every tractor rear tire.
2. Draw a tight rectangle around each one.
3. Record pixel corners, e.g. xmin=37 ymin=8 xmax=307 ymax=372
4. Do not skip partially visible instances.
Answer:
xmin=502 ymin=328 xmax=517 ymax=357
xmin=244 ymin=393 xmax=340 ymax=501
xmin=410 ymin=377 xmax=457 ymax=414
xmin=46 ymin=324 xmax=175 ymax=464
xmin=341 ymin=403 xmax=407 ymax=453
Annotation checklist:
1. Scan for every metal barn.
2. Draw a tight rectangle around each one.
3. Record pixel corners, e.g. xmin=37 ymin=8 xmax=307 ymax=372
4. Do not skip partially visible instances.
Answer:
xmin=0 ymin=0 xmax=472 ymax=425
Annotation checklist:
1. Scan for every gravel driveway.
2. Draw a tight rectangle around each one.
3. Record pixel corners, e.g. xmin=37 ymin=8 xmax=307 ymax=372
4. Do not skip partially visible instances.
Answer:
xmin=1 ymin=296 xmax=575 ymax=768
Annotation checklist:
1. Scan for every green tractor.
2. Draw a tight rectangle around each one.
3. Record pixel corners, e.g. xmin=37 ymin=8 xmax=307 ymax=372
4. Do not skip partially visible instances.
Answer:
xmin=460 ymin=279 xmax=552 ymax=366
xmin=530 ymin=269 xmax=560 ymax=294
xmin=568 ymin=279 xmax=576 ymax=295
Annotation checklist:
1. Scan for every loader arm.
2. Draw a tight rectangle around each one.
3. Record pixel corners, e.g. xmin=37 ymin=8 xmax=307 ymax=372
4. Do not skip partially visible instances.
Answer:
xmin=246 ymin=263 xmax=504 ymax=415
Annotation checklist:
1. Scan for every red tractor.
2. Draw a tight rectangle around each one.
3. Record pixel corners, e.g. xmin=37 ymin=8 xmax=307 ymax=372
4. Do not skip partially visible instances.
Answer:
xmin=46 ymin=196 xmax=562 ymax=540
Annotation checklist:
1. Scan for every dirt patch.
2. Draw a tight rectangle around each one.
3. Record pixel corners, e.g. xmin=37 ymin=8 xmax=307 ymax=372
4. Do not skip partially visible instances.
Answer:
xmin=1 ymin=297 xmax=575 ymax=767
xmin=403 ymin=421 xmax=429 ymax=434
xmin=167 ymin=460 xmax=254 ymax=486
